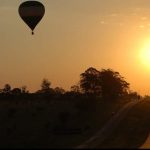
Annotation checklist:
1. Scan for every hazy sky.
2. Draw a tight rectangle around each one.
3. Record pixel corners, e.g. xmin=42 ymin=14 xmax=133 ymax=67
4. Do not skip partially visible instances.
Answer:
xmin=1 ymin=0 xmax=150 ymax=95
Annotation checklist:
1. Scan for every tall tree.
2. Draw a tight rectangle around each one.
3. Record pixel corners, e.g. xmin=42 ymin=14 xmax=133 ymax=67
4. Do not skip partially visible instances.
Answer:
xmin=100 ymin=69 xmax=129 ymax=99
xmin=41 ymin=78 xmax=51 ymax=92
xmin=80 ymin=67 xmax=130 ymax=99
xmin=80 ymin=67 xmax=101 ymax=95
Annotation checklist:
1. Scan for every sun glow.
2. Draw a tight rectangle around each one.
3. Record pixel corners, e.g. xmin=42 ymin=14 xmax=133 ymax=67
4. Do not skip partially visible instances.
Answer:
xmin=139 ymin=41 xmax=150 ymax=69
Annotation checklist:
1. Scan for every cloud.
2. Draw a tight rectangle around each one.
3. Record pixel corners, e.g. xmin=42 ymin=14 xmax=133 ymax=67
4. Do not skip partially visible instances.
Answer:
xmin=139 ymin=25 xmax=145 ymax=29
xmin=141 ymin=17 xmax=148 ymax=20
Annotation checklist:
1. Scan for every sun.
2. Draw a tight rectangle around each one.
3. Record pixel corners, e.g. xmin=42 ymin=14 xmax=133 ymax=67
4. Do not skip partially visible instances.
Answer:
xmin=139 ymin=41 xmax=150 ymax=69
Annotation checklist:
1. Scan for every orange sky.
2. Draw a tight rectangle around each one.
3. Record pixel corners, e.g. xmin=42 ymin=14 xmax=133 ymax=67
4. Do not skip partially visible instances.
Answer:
xmin=1 ymin=0 xmax=150 ymax=95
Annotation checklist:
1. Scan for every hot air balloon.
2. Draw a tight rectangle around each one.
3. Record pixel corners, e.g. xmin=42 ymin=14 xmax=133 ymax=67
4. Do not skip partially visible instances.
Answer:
xmin=19 ymin=1 xmax=45 ymax=35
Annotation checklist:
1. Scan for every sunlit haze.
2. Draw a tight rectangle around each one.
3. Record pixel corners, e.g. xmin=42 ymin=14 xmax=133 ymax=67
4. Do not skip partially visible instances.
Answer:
xmin=1 ymin=0 xmax=150 ymax=95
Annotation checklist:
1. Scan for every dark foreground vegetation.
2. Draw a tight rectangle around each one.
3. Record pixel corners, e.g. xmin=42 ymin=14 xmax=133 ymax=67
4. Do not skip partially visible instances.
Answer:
xmin=0 ymin=67 xmax=141 ymax=148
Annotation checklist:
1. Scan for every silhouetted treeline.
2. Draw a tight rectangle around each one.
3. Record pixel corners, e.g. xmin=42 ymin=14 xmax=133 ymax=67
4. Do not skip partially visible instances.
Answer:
xmin=0 ymin=67 xmax=141 ymax=101
xmin=0 ymin=67 xmax=142 ymax=148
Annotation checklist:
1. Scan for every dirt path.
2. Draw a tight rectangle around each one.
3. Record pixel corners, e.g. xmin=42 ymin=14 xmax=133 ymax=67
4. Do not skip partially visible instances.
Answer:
xmin=76 ymin=100 xmax=140 ymax=149
xmin=140 ymin=134 xmax=150 ymax=149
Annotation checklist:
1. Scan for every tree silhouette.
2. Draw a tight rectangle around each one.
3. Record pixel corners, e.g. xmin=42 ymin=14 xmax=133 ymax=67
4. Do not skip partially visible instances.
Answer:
xmin=80 ymin=67 xmax=101 ymax=95
xmin=11 ymin=88 xmax=22 ymax=95
xmin=3 ymin=84 xmax=11 ymax=94
xmin=80 ymin=67 xmax=129 ymax=99
xmin=40 ymin=78 xmax=51 ymax=93
xmin=21 ymin=86 xmax=29 ymax=94
xmin=70 ymin=85 xmax=81 ymax=93
xmin=128 ymin=91 xmax=141 ymax=99
xmin=54 ymin=87 xmax=65 ymax=94
xmin=100 ymin=69 xmax=129 ymax=99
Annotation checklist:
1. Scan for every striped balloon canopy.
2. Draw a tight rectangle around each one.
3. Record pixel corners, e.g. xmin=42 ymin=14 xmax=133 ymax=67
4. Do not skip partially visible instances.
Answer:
xmin=19 ymin=1 xmax=45 ymax=35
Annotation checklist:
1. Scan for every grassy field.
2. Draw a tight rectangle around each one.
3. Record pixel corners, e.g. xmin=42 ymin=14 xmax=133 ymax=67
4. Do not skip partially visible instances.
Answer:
xmin=0 ymin=96 xmax=130 ymax=148
xmin=97 ymin=99 xmax=150 ymax=149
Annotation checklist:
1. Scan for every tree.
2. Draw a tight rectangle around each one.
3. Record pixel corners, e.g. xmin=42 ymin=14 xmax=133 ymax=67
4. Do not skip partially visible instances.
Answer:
xmin=21 ymin=86 xmax=29 ymax=94
xmin=80 ymin=67 xmax=101 ymax=95
xmin=11 ymin=88 xmax=22 ymax=95
xmin=70 ymin=84 xmax=81 ymax=93
xmin=100 ymin=69 xmax=129 ymax=99
xmin=128 ymin=91 xmax=141 ymax=100
xmin=80 ymin=67 xmax=130 ymax=100
xmin=41 ymin=78 xmax=51 ymax=93
xmin=3 ymin=84 xmax=11 ymax=94
xmin=54 ymin=87 xmax=65 ymax=94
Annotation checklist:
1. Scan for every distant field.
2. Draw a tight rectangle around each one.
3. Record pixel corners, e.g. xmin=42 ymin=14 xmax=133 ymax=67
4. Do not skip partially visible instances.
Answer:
xmin=97 ymin=99 xmax=150 ymax=149
xmin=0 ymin=97 xmax=130 ymax=148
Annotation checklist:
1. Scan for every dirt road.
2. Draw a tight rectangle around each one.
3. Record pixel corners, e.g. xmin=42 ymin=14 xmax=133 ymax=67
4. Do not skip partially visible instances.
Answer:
xmin=76 ymin=100 xmax=140 ymax=149
xmin=140 ymin=134 xmax=150 ymax=149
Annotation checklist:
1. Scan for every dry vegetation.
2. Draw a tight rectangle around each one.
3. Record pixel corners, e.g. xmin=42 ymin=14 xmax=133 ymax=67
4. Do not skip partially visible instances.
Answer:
xmin=0 ymin=96 xmax=129 ymax=148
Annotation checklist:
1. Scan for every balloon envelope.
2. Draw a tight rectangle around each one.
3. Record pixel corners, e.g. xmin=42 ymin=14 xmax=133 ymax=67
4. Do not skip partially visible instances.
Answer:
xmin=19 ymin=1 xmax=45 ymax=34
